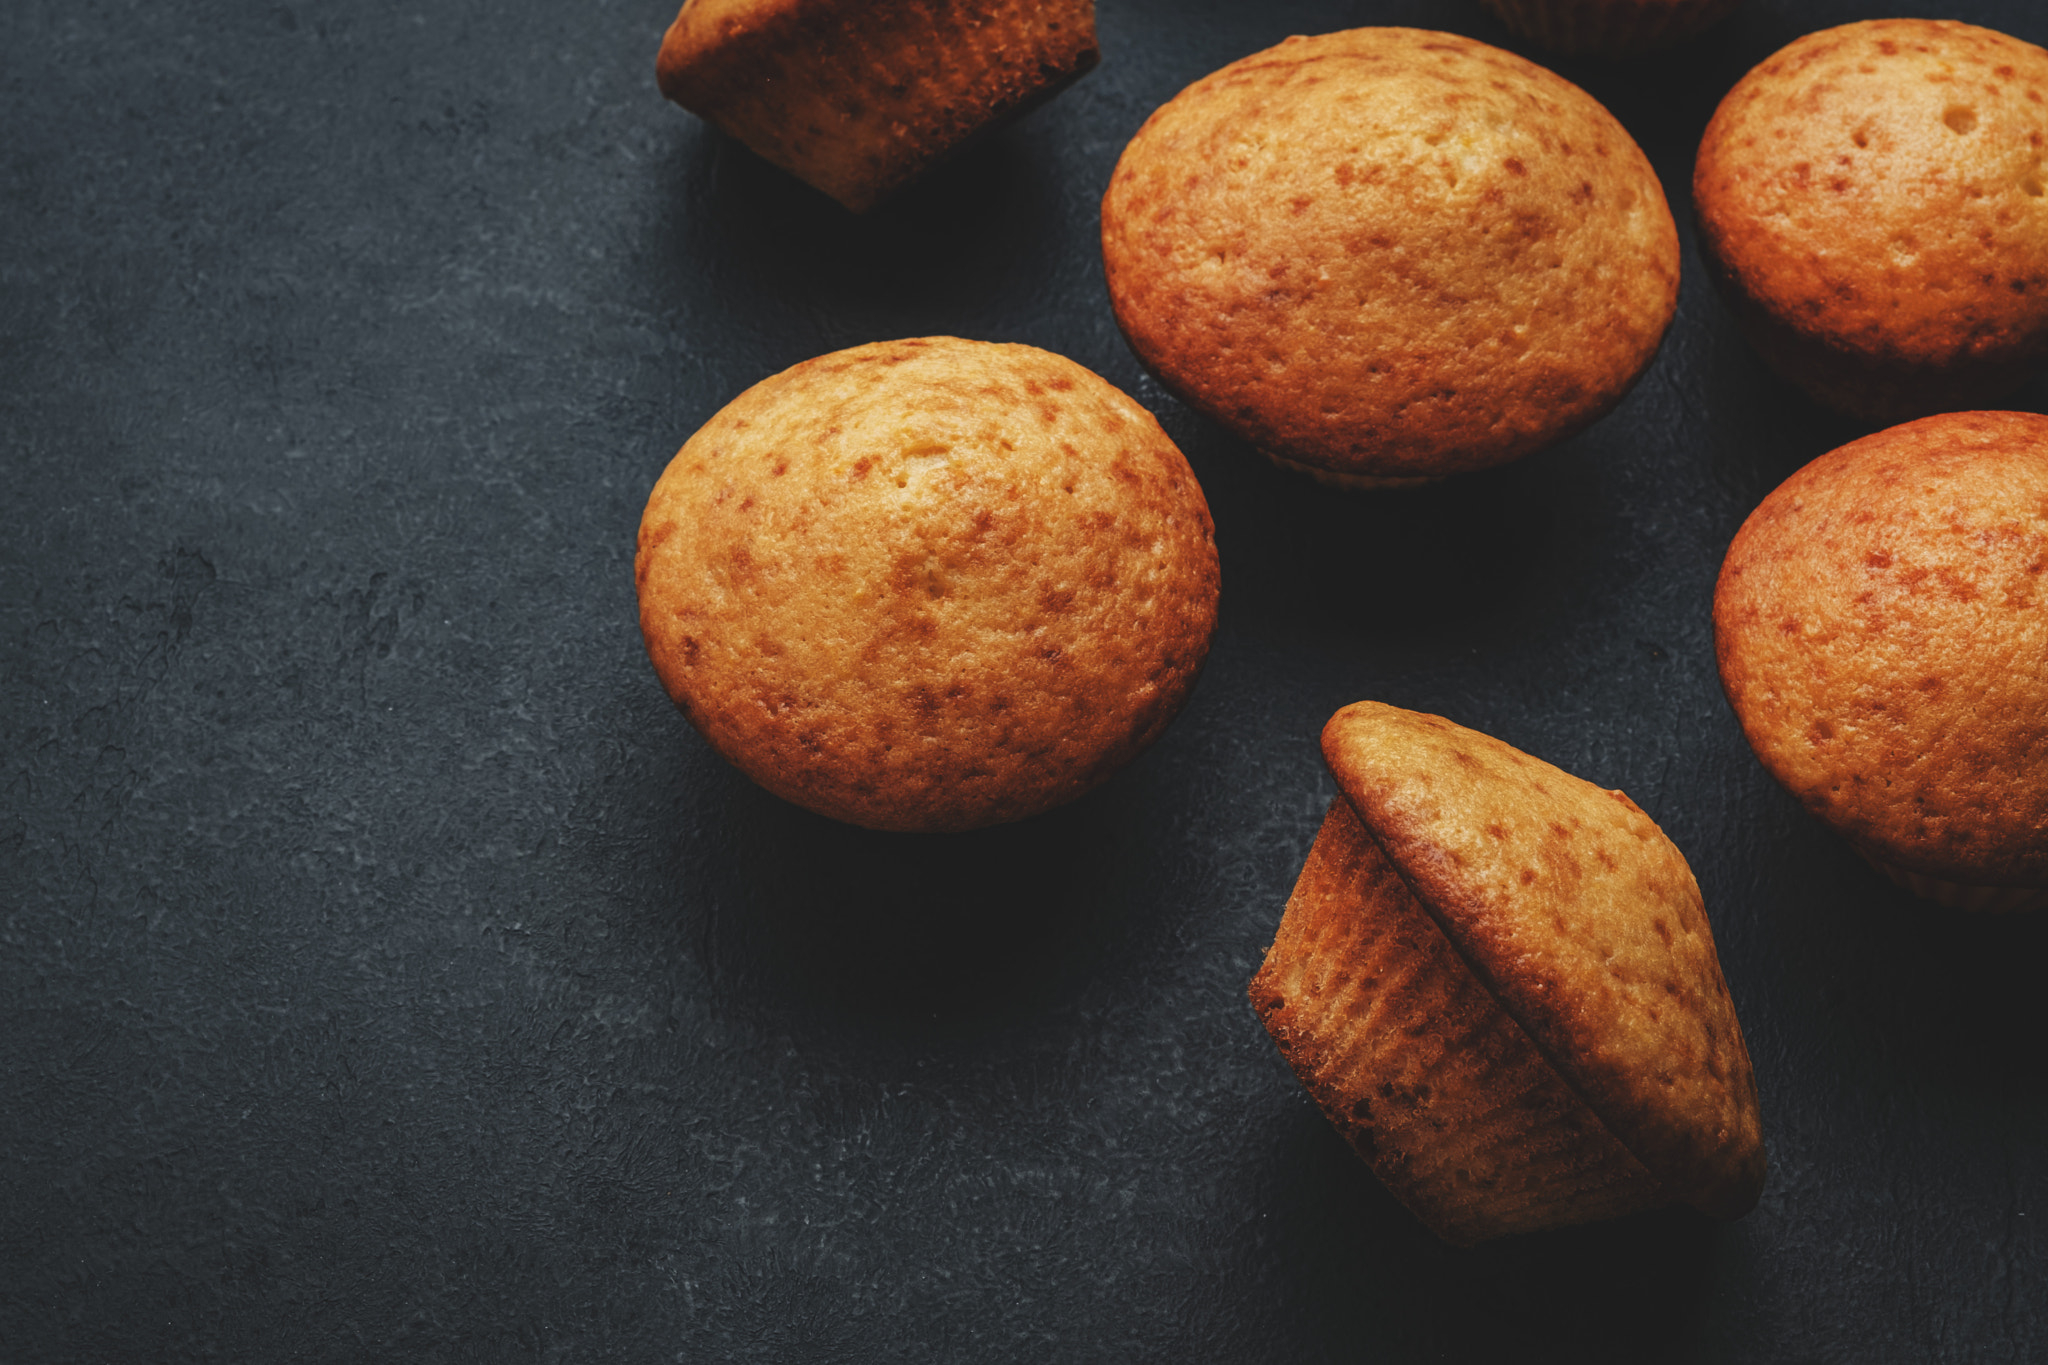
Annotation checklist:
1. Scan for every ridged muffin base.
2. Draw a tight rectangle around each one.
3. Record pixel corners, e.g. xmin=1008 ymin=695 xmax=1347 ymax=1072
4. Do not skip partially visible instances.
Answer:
xmin=1251 ymin=798 xmax=1669 ymax=1244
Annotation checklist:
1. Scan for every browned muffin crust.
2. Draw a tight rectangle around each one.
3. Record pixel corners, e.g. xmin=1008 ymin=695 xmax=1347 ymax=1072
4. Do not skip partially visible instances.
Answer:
xmin=1694 ymin=20 xmax=2048 ymax=421
xmin=635 ymin=338 xmax=1219 ymax=833
xmin=1252 ymin=703 xmax=1766 ymax=1242
xmin=1100 ymin=29 xmax=1679 ymax=481
xmin=1322 ymin=704 xmax=1765 ymax=1220
xmin=1715 ymin=411 xmax=2048 ymax=892
xmin=1253 ymin=798 xmax=1667 ymax=1245
xmin=657 ymin=0 xmax=1099 ymax=212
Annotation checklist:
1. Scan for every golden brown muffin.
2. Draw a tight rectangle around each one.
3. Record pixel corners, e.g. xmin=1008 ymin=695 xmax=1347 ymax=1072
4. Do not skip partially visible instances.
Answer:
xmin=1100 ymin=29 xmax=1680 ymax=485
xmin=1479 ymin=0 xmax=1740 ymax=60
xmin=1251 ymin=703 xmax=1765 ymax=1244
xmin=1694 ymin=20 xmax=2048 ymax=422
xmin=1714 ymin=411 xmax=2048 ymax=910
xmin=657 ymin=0 xmax=1099 ymax=212
xmin=635 ymin=337 xmax=1220 ymax=833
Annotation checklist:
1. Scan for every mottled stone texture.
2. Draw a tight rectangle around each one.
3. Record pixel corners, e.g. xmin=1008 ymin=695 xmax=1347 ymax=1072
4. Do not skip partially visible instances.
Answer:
xmin=3 ymin=0 xmax=2047 ymax=1361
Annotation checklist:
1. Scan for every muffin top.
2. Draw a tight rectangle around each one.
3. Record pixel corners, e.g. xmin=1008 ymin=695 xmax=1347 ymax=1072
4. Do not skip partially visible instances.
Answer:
xmin=1715 ymin=410 xmax=2048 ymax=888
xmin=1323 ymin=702 xmax=1765 ymax=1219
xmin=635 ymin=337 xmax=1219 ymax=832
xmin=1694 ymin=21 xmax=2048 ymax=409
xmin=1100 ymin=28 xmax=1679 ymax=480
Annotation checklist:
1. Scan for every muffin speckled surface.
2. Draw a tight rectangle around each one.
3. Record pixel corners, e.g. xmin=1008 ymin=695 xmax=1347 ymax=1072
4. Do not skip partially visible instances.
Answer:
xmin=1695 ymin=20 xmax=2048 ymax=421
xmin=1100 ymin=28 xmax=1680 ymax=485
xmin=635 ymin=337 xmax=1220 ymax=833
xmin=1252 ymin=703 xmax=1765 ymax=1244
xmin=657 ymin=0 xmax=1099 ymax=212
xmin=1715 ymin=411 xmax=2048 ymax=909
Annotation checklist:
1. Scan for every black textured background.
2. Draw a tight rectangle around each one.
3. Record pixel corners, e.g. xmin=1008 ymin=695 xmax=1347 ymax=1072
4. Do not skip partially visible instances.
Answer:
xmin=6 ymin=0 xmax=2047 ymax=1359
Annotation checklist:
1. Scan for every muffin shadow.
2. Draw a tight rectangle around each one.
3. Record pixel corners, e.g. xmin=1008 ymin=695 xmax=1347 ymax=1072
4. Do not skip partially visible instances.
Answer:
xmin=1788 ymin=850 xmax=2048 ymax=1094
xmin=647 ymin=118 xmax=1073 ymax=358
xmin=1266 ymin=1102 xmax=1721 ymax=1363
xmin=1194 ymin=422 xmax=1613 ymax=647
xmin=682 ymin=764 xmax=1148 ymax=1041
xmin=1691 ymin=311 xmax=1875 ymax=496
xmin=1538 ymin=13 xmax=1784 ymax=167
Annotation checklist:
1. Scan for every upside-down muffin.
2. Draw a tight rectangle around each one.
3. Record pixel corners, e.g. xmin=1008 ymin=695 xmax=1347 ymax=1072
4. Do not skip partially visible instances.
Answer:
xmin=657 ymin=0 xmax=1099 ymax=211
xmin=1252 ymin=702 xmax=1765 ymax=1243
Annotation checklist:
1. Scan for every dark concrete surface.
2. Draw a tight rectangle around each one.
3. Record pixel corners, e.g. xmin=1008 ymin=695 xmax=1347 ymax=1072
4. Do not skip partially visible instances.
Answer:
xmin=4 ymin=0 xmax=2046 ymax=1359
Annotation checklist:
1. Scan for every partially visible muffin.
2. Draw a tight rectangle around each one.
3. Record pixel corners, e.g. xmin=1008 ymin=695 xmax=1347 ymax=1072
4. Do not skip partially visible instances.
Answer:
xmin=1479 ymin=0 xmax=1740 ymax=60
xmin=1252 ymin=702 xmax=1765 ymax=1244
xmin=1101 ymin=29 xmax=1680 ymax=486
xmin=657 ymin=0 xmax=1099 ymax=212
xmin=1695 ymin=20 xmax=2048 ymax=421
xmin=1715 ymin=411 xmax=2048 ymax=911
xmin=635 ymin=337 xmax=1219 ymax=833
